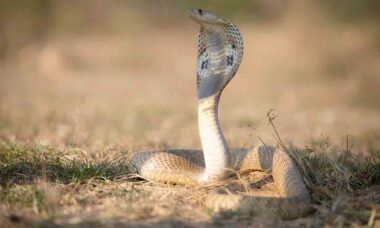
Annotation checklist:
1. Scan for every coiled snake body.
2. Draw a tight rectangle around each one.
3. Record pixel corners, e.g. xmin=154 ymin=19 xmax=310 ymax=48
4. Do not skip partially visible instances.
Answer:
xmin=128 ymin=9 xmax=312 ymax=219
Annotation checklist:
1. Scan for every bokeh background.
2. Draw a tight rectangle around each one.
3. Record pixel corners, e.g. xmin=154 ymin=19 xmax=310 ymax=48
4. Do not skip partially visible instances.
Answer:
xmin=1 ymin=0 xmax=380 ymax=152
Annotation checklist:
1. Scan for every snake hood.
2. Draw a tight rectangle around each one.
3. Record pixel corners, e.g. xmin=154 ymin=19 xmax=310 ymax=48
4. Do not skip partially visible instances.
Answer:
xmin=189 ymin=9 xmax=243 ymax=101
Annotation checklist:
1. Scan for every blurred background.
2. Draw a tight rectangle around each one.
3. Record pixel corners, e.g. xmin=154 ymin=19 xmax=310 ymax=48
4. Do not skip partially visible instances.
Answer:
xmin=1 ymin=0 xmax=380 ymax=151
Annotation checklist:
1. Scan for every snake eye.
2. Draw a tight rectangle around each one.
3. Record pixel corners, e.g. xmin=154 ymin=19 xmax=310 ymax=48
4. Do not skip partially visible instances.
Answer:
xmin=198 ymin=9 xmax=203 ymax=15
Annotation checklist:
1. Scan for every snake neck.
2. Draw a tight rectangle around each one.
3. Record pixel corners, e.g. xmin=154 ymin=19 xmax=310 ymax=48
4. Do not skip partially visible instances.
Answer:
xmin=198 ymin=95 xmax=231 ymax=182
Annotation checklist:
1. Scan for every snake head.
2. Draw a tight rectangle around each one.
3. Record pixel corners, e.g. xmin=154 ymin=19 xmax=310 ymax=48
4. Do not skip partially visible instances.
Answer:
xmin=188 ymin=9 xmax=227 ymax=26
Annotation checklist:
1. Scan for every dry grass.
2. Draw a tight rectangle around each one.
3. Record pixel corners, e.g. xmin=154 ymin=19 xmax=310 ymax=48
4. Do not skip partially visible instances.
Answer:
xmin=1 ymin=4 xmax=380 ymax=227
xmin=0 ymin=128 xmax=379 ymax=227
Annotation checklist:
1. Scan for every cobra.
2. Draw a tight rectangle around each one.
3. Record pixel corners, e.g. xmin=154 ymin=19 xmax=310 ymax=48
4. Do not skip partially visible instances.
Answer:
xmin=128 ymin=9 xmax=312 ymax=219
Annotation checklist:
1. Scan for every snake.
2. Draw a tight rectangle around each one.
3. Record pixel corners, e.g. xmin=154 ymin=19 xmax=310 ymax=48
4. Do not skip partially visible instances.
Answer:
xmin=128 ymin=9 xmax=312 ymax=219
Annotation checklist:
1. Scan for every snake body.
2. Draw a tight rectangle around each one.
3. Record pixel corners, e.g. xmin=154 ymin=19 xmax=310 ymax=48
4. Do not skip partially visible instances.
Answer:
xmin=128 ymin=9 xmax=312 ymax=219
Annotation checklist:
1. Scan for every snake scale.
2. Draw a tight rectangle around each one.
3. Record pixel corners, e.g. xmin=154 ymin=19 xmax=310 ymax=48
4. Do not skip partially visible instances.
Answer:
xmin=128 ymin=9 xmax=312 ymax=219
